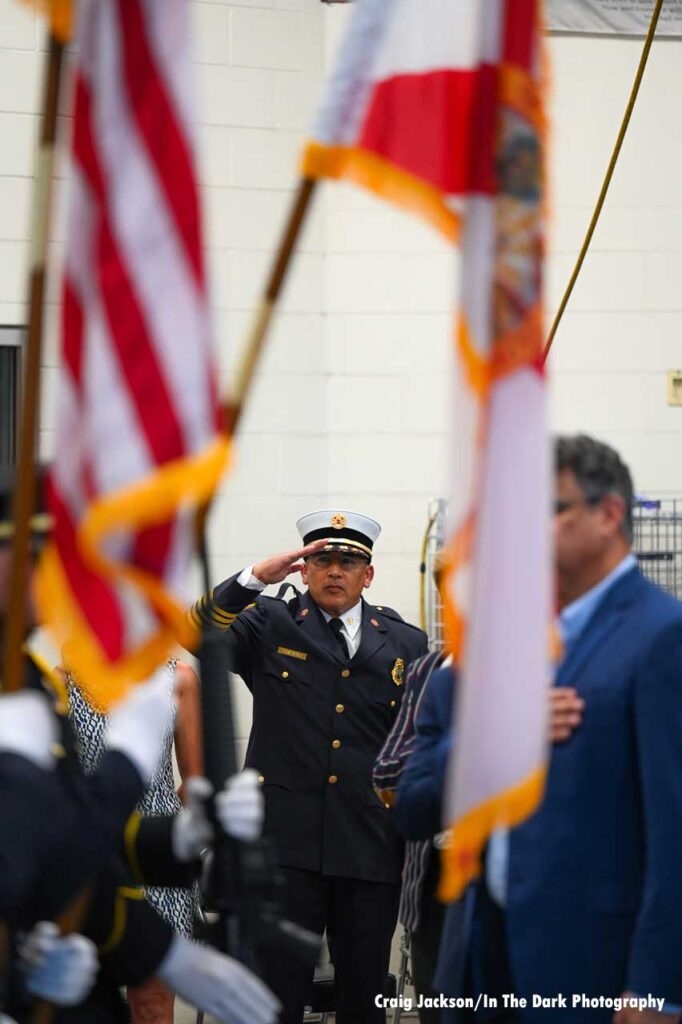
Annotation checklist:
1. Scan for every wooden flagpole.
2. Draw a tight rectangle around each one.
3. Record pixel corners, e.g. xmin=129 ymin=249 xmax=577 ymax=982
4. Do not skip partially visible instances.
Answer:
xmin=0 ymin=11 xmax=73 ymax=1024
xmin=197 ymin=176 xmax=317 ymax=577
xmin=223 ymin=176 xmax=317 ymax=435
xmin=3 ymin=30 xmax=66 ymax=693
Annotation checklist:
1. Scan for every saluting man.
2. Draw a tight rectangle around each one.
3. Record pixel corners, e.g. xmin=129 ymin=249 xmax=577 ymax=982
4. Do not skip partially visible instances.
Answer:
xmin=192 ymin=510 xmax=429 ymax=1024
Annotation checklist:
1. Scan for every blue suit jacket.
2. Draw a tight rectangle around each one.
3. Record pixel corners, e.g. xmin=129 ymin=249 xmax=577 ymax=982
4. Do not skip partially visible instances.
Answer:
xmin=395 ymin=568 xmax=682 ymax=1020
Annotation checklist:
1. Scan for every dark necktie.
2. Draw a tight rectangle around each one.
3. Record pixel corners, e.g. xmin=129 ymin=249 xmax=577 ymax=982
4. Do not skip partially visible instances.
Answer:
xmin=329 ymin=617 xmax=349 ymax=658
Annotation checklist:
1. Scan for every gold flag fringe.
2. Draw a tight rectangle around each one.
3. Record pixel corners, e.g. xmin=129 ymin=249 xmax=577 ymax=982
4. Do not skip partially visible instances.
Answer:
xmin=18 ymin=0 xmax=73 ymax=42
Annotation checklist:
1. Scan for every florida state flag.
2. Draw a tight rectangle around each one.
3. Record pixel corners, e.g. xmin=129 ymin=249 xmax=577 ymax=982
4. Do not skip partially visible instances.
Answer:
xmin=303 ymin=0 xmax=551 ymax=900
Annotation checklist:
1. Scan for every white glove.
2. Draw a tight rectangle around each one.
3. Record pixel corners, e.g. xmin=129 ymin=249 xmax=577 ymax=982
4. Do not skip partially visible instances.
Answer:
xmin=157 ymin=934 xmax=280 ymax=1024
xmin=105 ymin=666 xmax=172 ymax=784
xmin=172 ymin=776 xmax=213 ymax=862
xmin=216 ymin=769 xmax=264 ymax=842
xmin=0 ymin=692 xmax=58 ymax=771
xmin=20 ymin=922 xmax=99 ymax=1006
xmin=172 ymin=770 xmax=264 ymax=861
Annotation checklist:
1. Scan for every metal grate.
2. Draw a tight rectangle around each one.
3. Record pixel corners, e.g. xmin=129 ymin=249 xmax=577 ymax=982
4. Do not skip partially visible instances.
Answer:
xmin=422 ymin=496 xmax=682 ymax=649
xmin=633 ymin=498 xmax=682 ymax=600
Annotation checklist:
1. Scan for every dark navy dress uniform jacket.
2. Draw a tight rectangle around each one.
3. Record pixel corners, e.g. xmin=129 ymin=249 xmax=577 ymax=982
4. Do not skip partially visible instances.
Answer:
xmin=0 ymin=658 xmax=198 ymax=1020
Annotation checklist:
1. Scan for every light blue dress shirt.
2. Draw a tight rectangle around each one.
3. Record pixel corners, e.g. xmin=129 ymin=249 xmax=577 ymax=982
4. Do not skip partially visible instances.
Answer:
xmin=485 ymin=553 xmax=638 ymax=907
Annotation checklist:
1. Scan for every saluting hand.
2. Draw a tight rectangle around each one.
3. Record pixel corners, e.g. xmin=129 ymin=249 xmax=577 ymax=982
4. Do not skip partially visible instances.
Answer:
xmin=549 ymin=686 xmax=585 ymax=743
xmin=252 ymin=539 xmax=328 ymax=585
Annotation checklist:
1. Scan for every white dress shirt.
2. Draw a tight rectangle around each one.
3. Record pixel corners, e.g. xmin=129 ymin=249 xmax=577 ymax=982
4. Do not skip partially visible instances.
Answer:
xmin=319 ymin=600 xmax=363 ymax=658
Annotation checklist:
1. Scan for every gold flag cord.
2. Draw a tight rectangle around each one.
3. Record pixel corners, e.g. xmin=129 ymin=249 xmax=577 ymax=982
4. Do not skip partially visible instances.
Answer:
xmin=223 ymin=177 xmax=317 ymax=436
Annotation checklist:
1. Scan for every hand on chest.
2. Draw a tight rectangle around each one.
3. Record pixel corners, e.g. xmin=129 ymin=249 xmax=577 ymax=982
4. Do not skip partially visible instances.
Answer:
xmin=557 ymin=614 xmax=638 ymax=716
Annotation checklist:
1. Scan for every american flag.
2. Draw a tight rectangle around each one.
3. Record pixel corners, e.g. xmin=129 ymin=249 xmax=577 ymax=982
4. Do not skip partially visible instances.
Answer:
xmin=36 ymin=0 xmax=228 ymax=708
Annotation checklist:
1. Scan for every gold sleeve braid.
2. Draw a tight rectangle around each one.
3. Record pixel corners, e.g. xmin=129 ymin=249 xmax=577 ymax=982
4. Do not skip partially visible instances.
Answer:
xmin=187 ymin=592 xmax=238 ymax=632
xmin=187 ymin=592 xmax=259 ymax=633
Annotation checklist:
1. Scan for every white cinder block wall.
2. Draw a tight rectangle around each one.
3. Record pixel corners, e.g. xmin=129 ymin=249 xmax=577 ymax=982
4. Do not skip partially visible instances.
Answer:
xmin=3 ymin=5 xmax=682 ymax=740
xmin=0 ymin=0 xmax=42 ymax=375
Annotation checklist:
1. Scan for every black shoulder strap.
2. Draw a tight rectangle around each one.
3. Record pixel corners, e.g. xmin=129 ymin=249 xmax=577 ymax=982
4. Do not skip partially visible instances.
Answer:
xmin=274 ymin=581 xmax=302 ymax=602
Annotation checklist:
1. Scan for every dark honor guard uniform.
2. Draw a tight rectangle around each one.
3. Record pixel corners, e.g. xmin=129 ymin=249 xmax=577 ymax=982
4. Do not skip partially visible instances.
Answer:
xmin=0 ymin=466 xmax=278 ymax=1024
xmin=192 ymin=510 xmax=428 ymax=1024
xmin=0 ymin=653 xmax=183 ymax=1023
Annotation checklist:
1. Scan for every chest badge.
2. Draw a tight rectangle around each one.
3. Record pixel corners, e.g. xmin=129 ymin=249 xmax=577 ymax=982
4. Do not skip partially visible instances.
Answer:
xmin=391 ymin=658 xmax=405 ymax=686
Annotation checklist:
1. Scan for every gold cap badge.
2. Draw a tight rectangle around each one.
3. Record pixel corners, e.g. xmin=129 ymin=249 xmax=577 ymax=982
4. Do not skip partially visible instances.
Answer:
xmin=391 ymin=658 xmax=405 ymax=687
xmin=331 ymin=513 xmax=347 ymax=530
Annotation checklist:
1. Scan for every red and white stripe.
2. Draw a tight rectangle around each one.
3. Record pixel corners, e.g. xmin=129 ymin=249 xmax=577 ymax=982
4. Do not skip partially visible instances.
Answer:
xmin=38 ymin=0 xmax=225 ymax=703
xmin=308 ymin=0 xmax=508 ymax=218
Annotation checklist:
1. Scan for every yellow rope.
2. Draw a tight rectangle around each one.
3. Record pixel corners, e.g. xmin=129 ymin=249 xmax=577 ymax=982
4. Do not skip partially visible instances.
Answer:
xmin=543 ymin=0 xmax=665 ymax=363
xmin=418 ymin=514 xmax=437 ymax=632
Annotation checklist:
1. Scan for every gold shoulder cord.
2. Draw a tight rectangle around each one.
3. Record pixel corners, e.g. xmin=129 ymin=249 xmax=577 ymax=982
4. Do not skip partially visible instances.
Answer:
xmin=98 ymin=886 xmax=145 ymax=955
xmin=123 ymin=812 xmax=145 ymax=886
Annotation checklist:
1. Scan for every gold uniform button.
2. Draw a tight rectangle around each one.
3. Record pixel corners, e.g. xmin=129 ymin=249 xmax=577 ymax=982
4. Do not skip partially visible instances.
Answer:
xmin=328 ymin=775 xmax=338 ymax=785
xmin=341 ymin=669 xmax=351 ymax=678
xmin=257 ymin=775 xmax=265 ymax=784
xmin=336 ymin=703 xmax=345 ymax=713
xmin=282 ymin=671 xmax=289 ymax=679
xmin=390 ymin=700 xmax=397 ymax=708
xmin=332 ymin=739 xmax=341 ymax=749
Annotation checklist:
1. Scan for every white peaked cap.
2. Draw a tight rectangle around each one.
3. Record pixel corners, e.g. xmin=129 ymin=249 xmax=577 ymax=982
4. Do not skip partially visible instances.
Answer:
xmin=296 ymin=509 xmax=381 ymax=560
